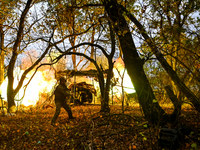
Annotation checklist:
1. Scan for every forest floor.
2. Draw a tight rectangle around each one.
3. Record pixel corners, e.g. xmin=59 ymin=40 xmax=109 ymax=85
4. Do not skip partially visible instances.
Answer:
xmin=0 ymin=104 xmax=199 ymax=150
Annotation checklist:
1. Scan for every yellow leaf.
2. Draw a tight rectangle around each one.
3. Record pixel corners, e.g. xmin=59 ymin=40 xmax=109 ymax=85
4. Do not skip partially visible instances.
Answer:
xmin=33 ymin=27 xmax=36 ymax=32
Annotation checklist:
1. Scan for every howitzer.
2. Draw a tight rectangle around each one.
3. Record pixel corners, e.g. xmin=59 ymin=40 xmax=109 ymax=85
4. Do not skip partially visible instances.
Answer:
xmin=68 ymin=82 xmax=96 ymax=104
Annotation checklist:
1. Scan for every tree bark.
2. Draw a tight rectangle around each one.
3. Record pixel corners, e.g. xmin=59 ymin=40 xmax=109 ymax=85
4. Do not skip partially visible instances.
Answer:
xmin=0 ymin=25 xmax=4 ymax=87
xmin=104 ymin=0 xmax=166 ymax=124
xmin=100 ymin=22 xmax=116 ymax=113
xmin=7 ymin=0 xmax=33 ymax=112
xmin=164 ymin=85 xmax=181 ymax=122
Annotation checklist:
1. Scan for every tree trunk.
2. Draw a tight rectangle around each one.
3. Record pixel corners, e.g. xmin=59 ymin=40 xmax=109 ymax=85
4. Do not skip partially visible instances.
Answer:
xmin=100 ymin=60 xmax=113 ymax=113
xmin=7 ymin=46 xmax=18 ymax=113
xmin=0 ymin=52 xmax=3 ymax=86
xmin=90 ymin=27 xmax=95 ymax=60
xmin=164 ymin=85 xmax=181 ymax=122
xmin=7 ymin=0 xmax=33 ymax=112
xmin=0 ymin=25 xmax=4 ymax=87
xmin=7 ymin=84 xmax=16 ymax=113
xmin=122 ymin=7 xmax=200 ymax=112
xmin=98 ymin=69 xmax=108 ymax=112
xmin=104 ymin=0 xmax=166 ymax=124
xmin=98 ymin=62 xmax=112 ymax=113
xmin=100 ymin=22 xmax=116 ymax=113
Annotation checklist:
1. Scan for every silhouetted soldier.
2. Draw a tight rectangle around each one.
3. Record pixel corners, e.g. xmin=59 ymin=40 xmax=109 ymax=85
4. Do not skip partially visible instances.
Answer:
xmin=51 ymin=77 xmax=75 ymax=126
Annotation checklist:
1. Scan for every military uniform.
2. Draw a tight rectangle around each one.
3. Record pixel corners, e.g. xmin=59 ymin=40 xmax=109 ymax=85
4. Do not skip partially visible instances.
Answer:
xmin=51 ymin=81 xmax=74 ymax=125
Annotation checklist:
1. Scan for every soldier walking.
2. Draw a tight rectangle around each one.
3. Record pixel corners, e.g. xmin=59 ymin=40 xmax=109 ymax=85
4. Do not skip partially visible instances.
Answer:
xmin=51 ymin=77 xmax=75 ymax=126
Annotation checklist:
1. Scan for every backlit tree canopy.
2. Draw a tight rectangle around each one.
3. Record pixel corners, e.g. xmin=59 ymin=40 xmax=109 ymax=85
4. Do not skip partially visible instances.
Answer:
xmin=0 ymin=0 xmax=199 ymax=124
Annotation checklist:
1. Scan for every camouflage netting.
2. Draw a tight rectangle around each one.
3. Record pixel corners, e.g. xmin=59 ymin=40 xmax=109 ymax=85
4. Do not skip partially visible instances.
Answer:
xmin=56 ymin=69 xmax=108 ymax=79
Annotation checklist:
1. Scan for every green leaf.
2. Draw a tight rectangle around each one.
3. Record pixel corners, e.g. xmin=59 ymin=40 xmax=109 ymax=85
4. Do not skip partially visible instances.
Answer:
xmin=143 ymin=137 xmax=147 ymax=140
xmin=190 ymin=131 xmax=194 ymax=135
xmin=153 ymin=99 xmax=157 ymax=103
xmin=191 ymin=143 xmax=197 ymax=148
xmin=143 ymin=124 xmax=148 ymax=128
xmin=25 ymin=131 xmax=29 ymax=135
xmin=139 ymin=132 xmax=144 ymax=136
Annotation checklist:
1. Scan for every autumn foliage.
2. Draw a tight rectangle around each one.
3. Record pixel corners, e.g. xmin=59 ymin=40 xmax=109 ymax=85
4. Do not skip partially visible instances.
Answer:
xmin=0 ymin=105 xmax=199 ymax=150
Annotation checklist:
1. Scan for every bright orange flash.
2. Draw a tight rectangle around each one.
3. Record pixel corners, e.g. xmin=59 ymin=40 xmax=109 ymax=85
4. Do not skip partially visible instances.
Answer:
xmin=0 ymin=67 xmax=56 ymax=106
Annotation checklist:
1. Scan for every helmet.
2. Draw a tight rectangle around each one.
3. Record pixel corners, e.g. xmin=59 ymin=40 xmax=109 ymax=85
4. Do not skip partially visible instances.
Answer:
xmin=59 ymin=77 xmax=66 ymax=82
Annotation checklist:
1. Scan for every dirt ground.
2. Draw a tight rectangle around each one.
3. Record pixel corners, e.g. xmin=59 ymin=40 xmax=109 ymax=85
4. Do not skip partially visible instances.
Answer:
xmin=0 ymin=104 xmax=199 ymax=150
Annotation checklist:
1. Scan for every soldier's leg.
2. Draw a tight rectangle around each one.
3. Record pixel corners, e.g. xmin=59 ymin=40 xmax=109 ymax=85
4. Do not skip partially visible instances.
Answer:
xmin=51 ymin=102 xmax=61 ymax=125
xmin=62 ymin=102 xmax=73 ymax=119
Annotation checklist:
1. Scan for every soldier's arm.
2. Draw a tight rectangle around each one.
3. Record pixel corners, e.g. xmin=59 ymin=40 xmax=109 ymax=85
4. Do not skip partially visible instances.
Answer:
xmin=57 ymin=85 xmax=70 ymax=97
xmin=65 ymin=89 xmax=70 ymax=95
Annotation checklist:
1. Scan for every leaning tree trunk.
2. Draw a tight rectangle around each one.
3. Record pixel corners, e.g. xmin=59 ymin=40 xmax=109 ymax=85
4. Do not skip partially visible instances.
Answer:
xmin=104 ymin=0 xmax=166 ymax=124
xmin=121 ymin=7 xmax=200 ymax=112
